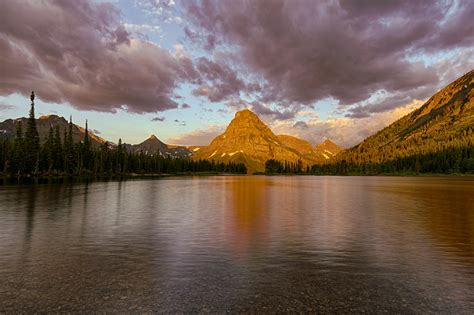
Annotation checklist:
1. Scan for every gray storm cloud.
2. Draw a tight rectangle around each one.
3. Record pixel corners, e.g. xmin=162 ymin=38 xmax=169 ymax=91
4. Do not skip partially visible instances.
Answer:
xmin=0 ymin=0 xmax=199 ymax=113
xmin=1 ymin=0 xmax=472 ymax=120
xmin=184 ymin=0 xmax=473 ymax=116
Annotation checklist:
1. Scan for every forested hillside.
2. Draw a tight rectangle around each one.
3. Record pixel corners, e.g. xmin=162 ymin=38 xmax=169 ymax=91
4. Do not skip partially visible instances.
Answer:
xmin=265 ymin=71 xmax=473 ymax=175
xmin=338 ymin=70 xmax=473 ymax=166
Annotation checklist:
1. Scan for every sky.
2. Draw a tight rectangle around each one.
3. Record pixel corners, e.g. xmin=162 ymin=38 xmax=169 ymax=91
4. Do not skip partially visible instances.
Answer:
xmin=0 ymin=0 xmax=473 ymax=147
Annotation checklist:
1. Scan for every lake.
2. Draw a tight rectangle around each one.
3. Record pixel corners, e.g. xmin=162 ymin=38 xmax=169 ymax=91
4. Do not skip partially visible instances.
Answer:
xmin=1 ymin=176 xmax=473 ymax=313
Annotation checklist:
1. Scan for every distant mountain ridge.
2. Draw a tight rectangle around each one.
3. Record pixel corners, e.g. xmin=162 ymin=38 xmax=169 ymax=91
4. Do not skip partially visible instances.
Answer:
xmin=192 ymin=109 xmax=342 ymax=173
xmin=0 ymin=115 xmax=194 ymax=157
xmin=338 ymin=69 xmax=473 ymax=164
xmin=0 ymin=115 xmax=106 ymax=147
xmin=125 ymin=134 xmax=192 ymax=158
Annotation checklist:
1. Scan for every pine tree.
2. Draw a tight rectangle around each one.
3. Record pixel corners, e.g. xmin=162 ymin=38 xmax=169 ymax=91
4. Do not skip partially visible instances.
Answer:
xmin=42 ymin=126 xmax=54 ymax=173
xmin=24 ymin=91 xmax=40 ymax=174
xmin=1 ymin=138 xmax=12 ymax=173
xmin=63 ymin=116 xmax=75 ymax=174
xmin=53 ymin=125 xmax=63 ymax=172
xmin=116 ymin=138 xmax=124 ymax=173
xmin=12 ymin=121 xmax=24 ymax=175
xmin=99 ymin=141 xmax=110 ymax=174
xmin=82 ymin=120 xmax=92 ymax=172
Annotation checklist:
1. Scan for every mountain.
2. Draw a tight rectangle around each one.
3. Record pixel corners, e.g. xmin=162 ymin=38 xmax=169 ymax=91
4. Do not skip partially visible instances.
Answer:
xmin=314 ymin=139 xmax=343 ymax=160
xmin=129 ymin=134 xmax=168 ymax=153
xmin=127 ymin=134 xmax=192 ymax=158
xmin=0 ymin=114 xmax=192 ymax=157
xmin=338 ymin=70 xmax=473 ymax=164
xmin=277 ymin=135 xmax=342 ymax=162
xmin=192 ymin=109 xmax=339 ymax=173
xmin=277 ymin=135 xmax=314 ymax=154
xmin=0 ymin=115 xmax=106 ymax=146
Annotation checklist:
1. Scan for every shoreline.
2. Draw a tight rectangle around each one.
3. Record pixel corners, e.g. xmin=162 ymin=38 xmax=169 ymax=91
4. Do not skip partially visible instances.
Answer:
xmin=258 ymin=172 xmax=474 ymax=177
xmin=1 ymin=171 xmax=472 ymax=178
xmin=0 ymin=172 xmax=472 ymax=186
xmin=0 ymin=172 xmax=244 ymax=184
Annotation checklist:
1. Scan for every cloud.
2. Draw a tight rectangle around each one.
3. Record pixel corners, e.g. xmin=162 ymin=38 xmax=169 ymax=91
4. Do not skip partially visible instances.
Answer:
xmin=91 ymin=128 xmax=101 ymax=135
xmin=223 ymin=98 xmax=298 ymax=121
xmin=151 ymin=116 xmax=165 ymax=122
xmin=184 ymin=26 xmax=219 ymax=51
xmin=272 ymin=100 xmax=423 ymax=147
xmin=167 ymin=125 xmax=224 ymax=146
xmin=293 ymin=121 xmax=308 ymax=129
xmin=250 ymin=101 xmax=297 ymax=120
xmin=174 ymin=119 xmax=186 ymax=126
xmin=0 ymin=0 xmax=199 ymax=113
xmin=134 ymin=0 xmax=181 ymax=23
xmin=2 ymin=0 xmax=471 ymax=135
xmin=191 ymin=57 xmax=247 ymax=102
xmin=123 ymin=23 xmax=161 ymax=35
xmin=0 ymin=102 xmax=15 ymax=111
xmin=344 ymin=50 xmax=474 ymax=118
xmin=344 ymin=91 xmax=422 ymax=118
xmin=184 ymin=0 xmax=473 ymax=112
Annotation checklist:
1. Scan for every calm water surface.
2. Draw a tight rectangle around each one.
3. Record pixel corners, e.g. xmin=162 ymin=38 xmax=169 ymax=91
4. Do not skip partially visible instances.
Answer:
xmin=0 ymin=176 xmax=474 ymax=313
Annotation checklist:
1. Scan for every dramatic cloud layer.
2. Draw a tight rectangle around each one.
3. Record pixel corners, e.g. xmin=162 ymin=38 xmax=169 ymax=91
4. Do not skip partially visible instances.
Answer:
xmin=1 ymin=0 xmax=472 ymax=146
xmin=192 ymin=58 xmax=245 ymax=102
xmin=184 ymin=0 xmax=474 ymax=116
xmin=0 ymin=0 xmax=198 ymax=113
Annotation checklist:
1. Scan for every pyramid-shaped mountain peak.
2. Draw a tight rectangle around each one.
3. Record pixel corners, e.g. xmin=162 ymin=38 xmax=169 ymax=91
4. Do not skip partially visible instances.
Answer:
xmin=225 ymin=108 xmax=273 ymax=136
xmin=322 ymin=139 xmax=336 ymax=145
xmin=193 ymin=110 xmax=339 ymax=173
xmin=235 ymin=109 xmax=258 ymax=118
xmin=140 ymin=134 xmax=166 ymax=146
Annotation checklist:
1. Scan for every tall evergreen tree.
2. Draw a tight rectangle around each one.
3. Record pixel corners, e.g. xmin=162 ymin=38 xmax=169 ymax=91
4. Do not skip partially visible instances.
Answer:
xmin=23 ymin=91 xmax=40 ymax=174
xmin=53 ymin=125 xmax=63 ymax=171
xmin=99 ymin=141 xmax=110 ymax=174
xmin=0 ymin=139 xmax=12 ymax=173
xmin=63 ymin=116 xmax=75 ymax=174
xmin=116 ymin=138 xmax=124 ymax=173
xmin=82 ymin=120 xmax=92 ymax=171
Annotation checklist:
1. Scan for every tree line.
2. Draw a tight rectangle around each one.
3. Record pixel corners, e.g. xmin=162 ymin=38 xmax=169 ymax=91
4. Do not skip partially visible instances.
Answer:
xmin=265 ymin=145 xmax=473 ymax=175
xmin=265 ymin=159 xmax=306 ymax=174
xmin=0 ymin=97 xmax=247 ymax=177
xmin=310 ymin=146 xmax=473 ymax=175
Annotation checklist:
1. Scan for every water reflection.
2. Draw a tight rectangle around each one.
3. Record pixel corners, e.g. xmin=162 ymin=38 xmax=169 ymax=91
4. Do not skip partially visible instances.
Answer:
xmin=0 ymin=176 xmax=473 ymax=312
xmin=226 ymin=177 xmax=270 ymax=257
